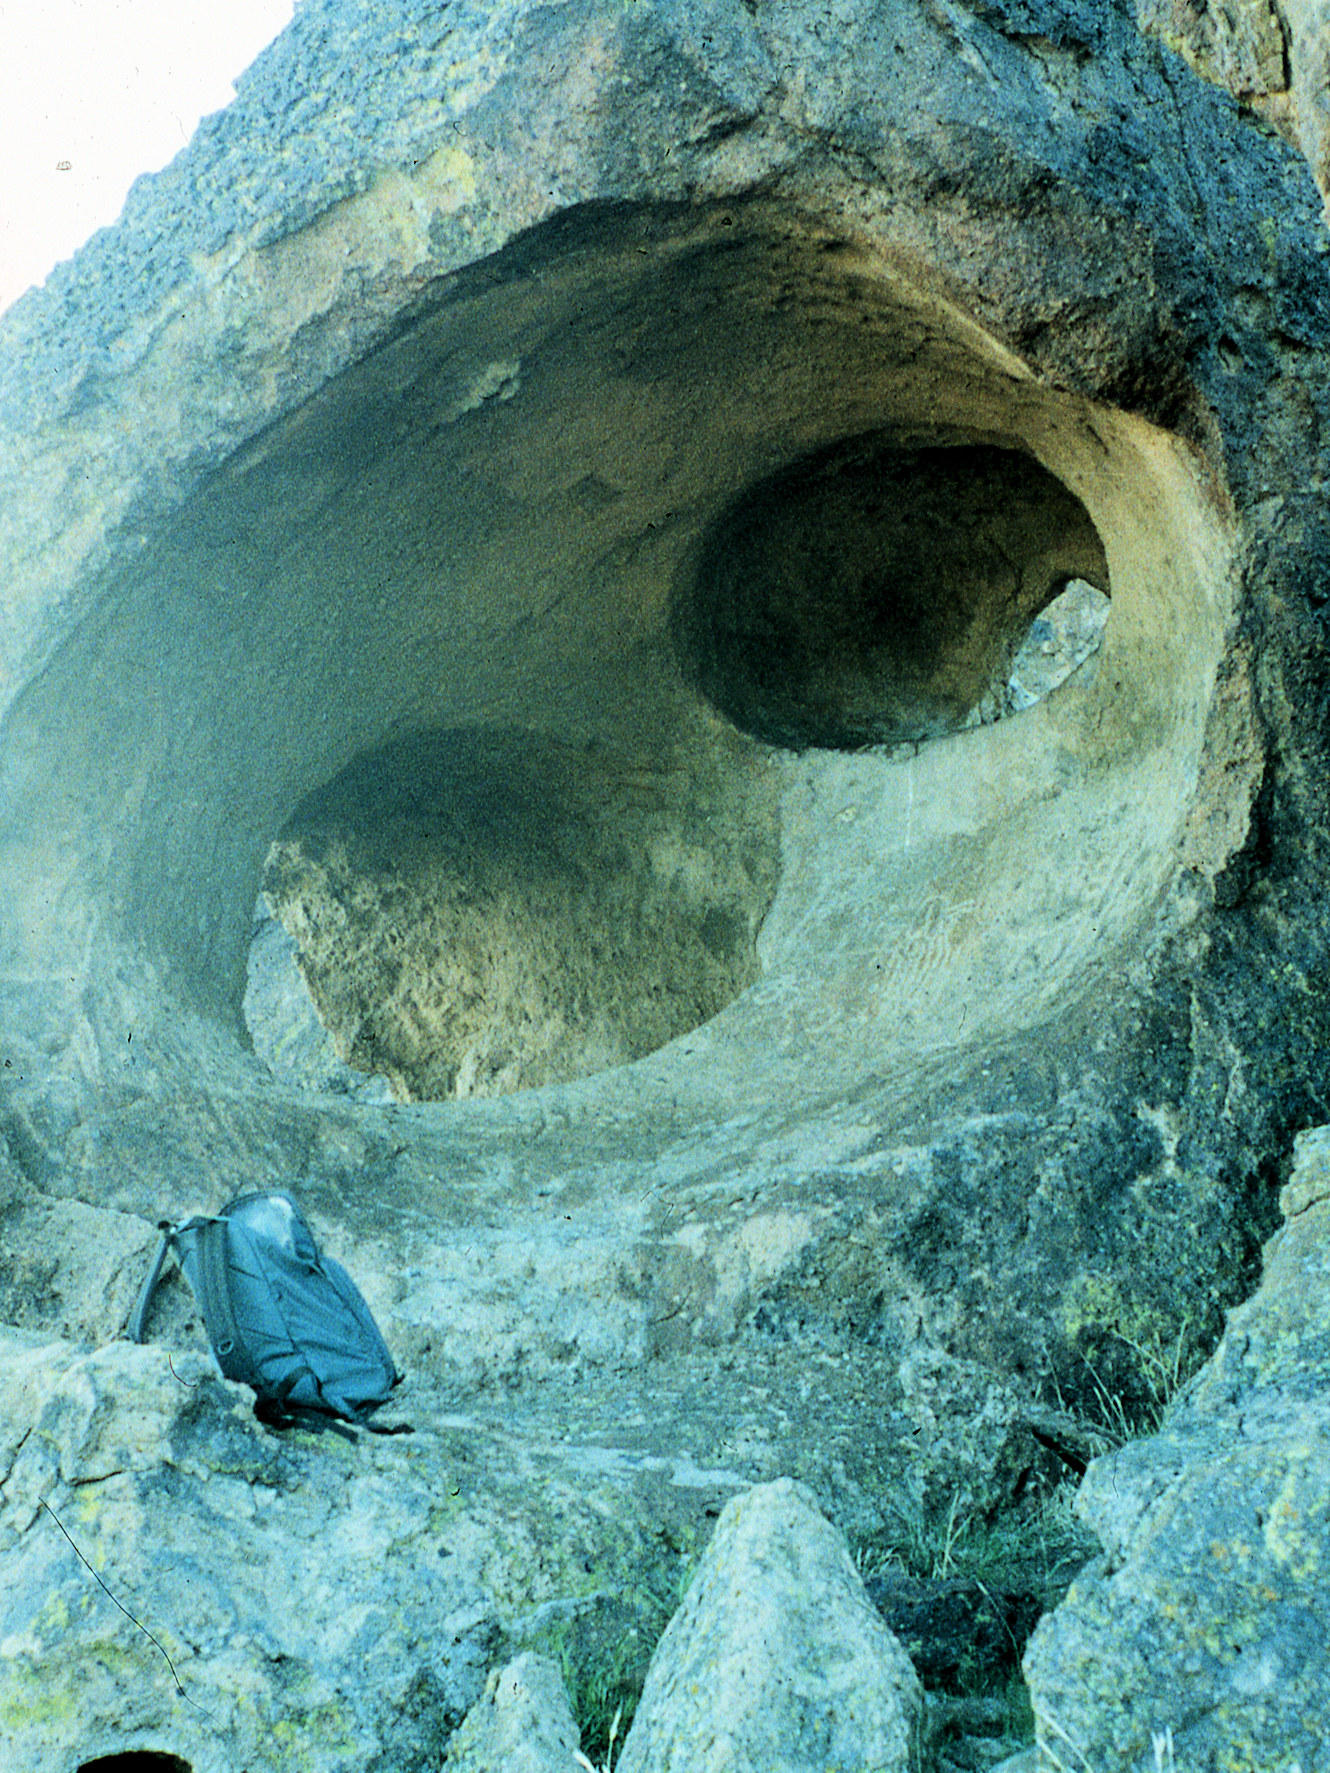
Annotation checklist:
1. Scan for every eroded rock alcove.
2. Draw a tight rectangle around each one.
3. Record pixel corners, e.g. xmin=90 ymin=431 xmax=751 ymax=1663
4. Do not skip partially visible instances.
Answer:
xmin=1 ymin=200 xmax=1230 ymax=1126
xmin=2 ymin=1 xmax=1330 ymax=1769
xmin=253 ymin=720 xmax=781 ymax=1100
xmin=676 ymin=433 xmax=1109 ymax=750
xmin=248 ymin=425 xmax=1113 ymax=1104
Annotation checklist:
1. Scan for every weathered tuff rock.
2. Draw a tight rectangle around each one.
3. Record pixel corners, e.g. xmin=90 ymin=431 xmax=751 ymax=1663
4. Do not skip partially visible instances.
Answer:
xmin=2 ymin=0 xmax=1330 ymax=1766
xmin=442 ymin=1653 xmax=584 ymax=1773
xmin=1022 ymin=1122 xmax=1330 ymax=1770
xmin=1 ymin=1173 xmax=1035 ymax=1772
xmin=0 ymin=1332 xmax=497 ymax=1773
xmin=618 ymin=1477 xmax=924 ymax=1773
xmin=0 ymin=0 xmax=1325 ymax=1466
xmin=0 ymin=1305 xmax=1010 ymax=1773
xmin=1137 ymin=0 xmax=1330 ymax=218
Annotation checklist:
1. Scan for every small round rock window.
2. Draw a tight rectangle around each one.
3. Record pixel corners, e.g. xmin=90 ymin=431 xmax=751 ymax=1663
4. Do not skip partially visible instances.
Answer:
xmin=673 ymin=431 xmax=1110 ymax=750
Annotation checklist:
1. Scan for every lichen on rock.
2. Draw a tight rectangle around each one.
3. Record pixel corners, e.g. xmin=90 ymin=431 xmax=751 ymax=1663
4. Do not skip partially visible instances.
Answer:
xmin=1023 ymin=1125 xmax=1330 ymax=1770
xmin=442 ymin=1653 xmax=584 ymax=1773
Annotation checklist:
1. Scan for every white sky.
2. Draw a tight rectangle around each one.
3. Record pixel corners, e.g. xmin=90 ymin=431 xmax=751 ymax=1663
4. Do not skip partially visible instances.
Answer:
xmin=0 ymin=0 xmax=295 ymax=316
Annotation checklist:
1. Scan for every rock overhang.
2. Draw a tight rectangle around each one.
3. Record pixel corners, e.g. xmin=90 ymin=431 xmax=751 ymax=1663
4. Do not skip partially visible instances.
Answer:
xmin=1 ymin=197 xmax=1237 ymax=1133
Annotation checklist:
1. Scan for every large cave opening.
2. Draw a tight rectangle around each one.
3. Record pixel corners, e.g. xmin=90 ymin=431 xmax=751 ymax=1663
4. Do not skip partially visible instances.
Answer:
xmin=0 ymin=199 xmax=1235 ymax=1128
xmin=242 ymin=427 xmax=1113 ymax=1103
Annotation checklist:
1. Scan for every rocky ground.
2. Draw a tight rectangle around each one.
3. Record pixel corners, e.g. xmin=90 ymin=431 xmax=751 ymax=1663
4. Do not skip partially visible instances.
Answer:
xmin=2 ymin=1122 xmax=1325 ymax=1769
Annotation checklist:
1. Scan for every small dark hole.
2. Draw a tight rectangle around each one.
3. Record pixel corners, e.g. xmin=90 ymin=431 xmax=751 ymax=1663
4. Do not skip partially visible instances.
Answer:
xmin=77 ymin=1754 xmax=193 ymax=1773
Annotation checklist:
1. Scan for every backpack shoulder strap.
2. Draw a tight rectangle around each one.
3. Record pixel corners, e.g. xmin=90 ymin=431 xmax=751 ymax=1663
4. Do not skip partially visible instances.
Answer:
xmin=127 ymin=1222 xmax=177 ymax=1344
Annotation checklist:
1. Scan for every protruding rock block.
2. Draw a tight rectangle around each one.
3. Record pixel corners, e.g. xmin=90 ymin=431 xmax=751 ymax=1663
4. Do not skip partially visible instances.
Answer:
xmin=1023 ymin=1123 xmax=1330 ymax=1769
xmin=618 ymin=1477 xmax=924 ymax=1773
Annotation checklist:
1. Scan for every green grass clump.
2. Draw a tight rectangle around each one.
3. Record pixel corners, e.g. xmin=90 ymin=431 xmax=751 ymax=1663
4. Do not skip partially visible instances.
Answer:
xmin=855 ymin=1477 xmax=1095 ymax=1604
xmin=1070 ymin=1315 xmax=1205 ymax=1444
xmin=561 ymin=1632 xmax=638 ymax=1772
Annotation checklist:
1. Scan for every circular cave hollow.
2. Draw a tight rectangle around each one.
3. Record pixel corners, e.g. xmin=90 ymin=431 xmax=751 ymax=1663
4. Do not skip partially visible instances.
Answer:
xmin=243 ymin=723 xmax=780 ymax=1102
xmin=1 ymin=201 xmax=1237 ymax=1129
xmin=674 ymin=432 xmax=1111 ymax=750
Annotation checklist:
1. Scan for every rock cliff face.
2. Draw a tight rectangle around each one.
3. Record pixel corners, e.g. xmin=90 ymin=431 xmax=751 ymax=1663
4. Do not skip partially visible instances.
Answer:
xmin=1 ymin=0 xmax=1329 ymax=1767
xmin=1137 ymin=0 xmax=1330 ymax=216
xmin=1023 ymin=1123 xmax=1330 ymax=1770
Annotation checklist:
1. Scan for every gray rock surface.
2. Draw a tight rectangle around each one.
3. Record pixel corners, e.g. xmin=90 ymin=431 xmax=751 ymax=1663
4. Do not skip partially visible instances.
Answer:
xmin=244 ymin=895 xmax=395 ymax=1102
xmin=0 ymin=1333 xmax=496 ymax=1773
xmin=0 ymin=1254 xmax=961 ymax=1772
xmin=0 ymin=1146 xmax=159 ymax=1342
xmin=896 ymin=1347 xmax=1033 ymax=1523
xmin=999 ymin=580 xmax=1110 ymax=718
xmin=1137 ymin=0 xmax=1330 ymax=218
xmin=1023 ymin=1123 xmax=1330 ymax=1770
xmin=617 ymin=1477 xmax=925 ymax=1773
xmin=443 ymin=1653 xmax=584 ymax=1773
xmin=0 ymin=0 xmax=1327 ymax=1433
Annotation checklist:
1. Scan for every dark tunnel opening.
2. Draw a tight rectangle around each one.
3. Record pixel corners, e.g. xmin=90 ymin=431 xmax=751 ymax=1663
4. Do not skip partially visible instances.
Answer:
xmin=672 ymin=432 xmax=1110 ymax=751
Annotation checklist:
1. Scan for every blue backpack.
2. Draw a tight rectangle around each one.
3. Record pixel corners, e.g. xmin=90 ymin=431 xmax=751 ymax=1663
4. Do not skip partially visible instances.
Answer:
xmin=129 ymin=1192 xmax=408 ymax=1434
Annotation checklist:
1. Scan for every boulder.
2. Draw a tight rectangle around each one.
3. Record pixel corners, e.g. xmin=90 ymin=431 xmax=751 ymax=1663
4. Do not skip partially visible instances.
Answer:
xmin=0 ymin=1332 xmax=498 ymax=1773
xmin=616 ymin=1477 xmax=924 ymax=1773
xmin=1022 ymin=1123 xmax=1330 ymax=1770
xmin=896 ymin=1347 xmax=1040 ymax=1523
xmin=443 ymin=1653 xmax=584 ymax=1773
